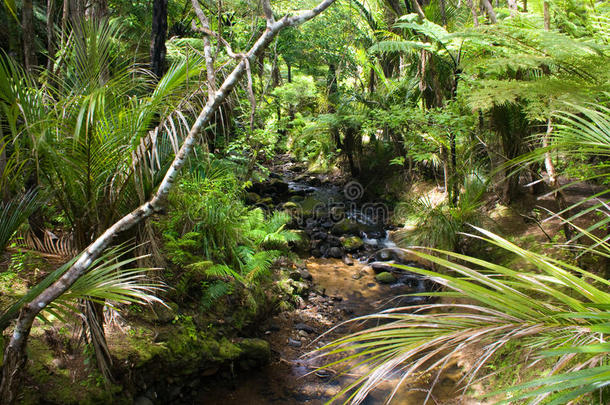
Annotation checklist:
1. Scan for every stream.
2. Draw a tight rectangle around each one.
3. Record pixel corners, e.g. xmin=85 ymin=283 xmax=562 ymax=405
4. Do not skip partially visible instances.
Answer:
xmin=196 ymin=159 xmax=463 ymax=404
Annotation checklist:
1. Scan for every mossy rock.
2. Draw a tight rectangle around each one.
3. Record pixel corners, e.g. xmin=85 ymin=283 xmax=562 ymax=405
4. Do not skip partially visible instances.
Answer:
xmin=245 ymin=192 xmax=261 ymax=204
xmin=331 ymin=219 xmax=375 ymax=236
xmin=239 ymin=338 xmax=271 ymax=363
xmin=300 ymin=196 xmax=325 ymax=217
xmin=140 ymin=301 xmax=179 ymax=324
xmin=375 ymin=272 xmax=396 ymax=284
xmin=218 ymin=337 xmax=242 ymax=360
xmin=341 ymin=236 xmax=364 ymax=252
xmin=291 ymin=230 xmax=310 ymax=253
xmin=282 ymin=201 xmax=299 ymax=210
xmin=289 ymin=279 xmax=309 ymax=296
xmin=25 ymin=338 xmax=123 ymax=404
xmin=258 ymin=197 xmax=274 ymax=206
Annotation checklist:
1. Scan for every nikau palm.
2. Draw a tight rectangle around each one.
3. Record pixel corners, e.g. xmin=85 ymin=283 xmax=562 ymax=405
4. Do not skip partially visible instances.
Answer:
xmin=0 ymin=1 xmax=338 ymax=402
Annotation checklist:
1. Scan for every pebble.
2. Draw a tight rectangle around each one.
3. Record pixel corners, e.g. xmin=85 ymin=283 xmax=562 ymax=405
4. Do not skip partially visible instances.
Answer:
xmin=342 ymin=255 xmax=354 ymax=266
xmin=288 ymin=338 xmax=302 ymax=347
xmin=298 ymin=330 xmax=309 ymax=337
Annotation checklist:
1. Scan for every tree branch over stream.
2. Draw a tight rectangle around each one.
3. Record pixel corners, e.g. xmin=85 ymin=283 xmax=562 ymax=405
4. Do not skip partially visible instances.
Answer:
xmin=0 ymin=0 xmax=337 ymax=402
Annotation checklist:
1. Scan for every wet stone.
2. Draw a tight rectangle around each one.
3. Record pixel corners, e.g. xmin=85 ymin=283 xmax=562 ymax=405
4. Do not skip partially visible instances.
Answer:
xmin=327 ymin=247 xmax=343 ymax=258
xmin=288 ymin=338 xmax=302 ymax=347
xmin=299 ymin=269 xmax=313 ymax=281
xmin=295 ymin=323 xmax=317 ymax=334
xmin=375 ymin=271 xmax=396 ymax=284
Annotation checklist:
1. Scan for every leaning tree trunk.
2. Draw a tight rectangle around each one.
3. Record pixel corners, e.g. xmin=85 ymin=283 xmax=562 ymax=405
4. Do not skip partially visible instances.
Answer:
xmin=0 ymin=1 xmax=337 ymax=402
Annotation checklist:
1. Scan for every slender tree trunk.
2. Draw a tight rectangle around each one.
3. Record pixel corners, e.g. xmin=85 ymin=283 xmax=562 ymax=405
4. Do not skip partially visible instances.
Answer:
xmin=480 ymin=0 xmax=497 ymax=23
xmin=61 ymin=0 xmax=69 ymax=43
xmin=466 ymin=0 xmax=479 ymax=27
xmin=0 ymin=129 xmax=6 ymax=202
xmin=1 ymin=1 xmax=338 ymax=399
xmin=439 ymin=0 xmax=447 ymax=26
xmin=442 ymin=146 xmax=449 ymax=196
xmin=523 ymin=0 xmax=527 ymax=12
xmin=91 ymin=0 xmax=108 ymax=18
xmin=450 ymin=131 xmax=458 ymax=205
xmin=544 ymin=117 xmax=572 ymax=240
xmin=411 ymin=0 xmax=426 ymax=19
xmin=22 ymin=0 xmax=35 ymax=71
xmin=72 ymin=0 xmax=84 ymax=19
xmin=46 ymin=0 xmax=56 ymax=71
xmin=271 ymin=50 xmax=281 ymax=88
xmin=151 ymin=0 xmax=168 ymax=79
xmin=507 ymin=0 xmax=518 ymax=16
xmin=544 ymin=1 xmax=551 ymax=30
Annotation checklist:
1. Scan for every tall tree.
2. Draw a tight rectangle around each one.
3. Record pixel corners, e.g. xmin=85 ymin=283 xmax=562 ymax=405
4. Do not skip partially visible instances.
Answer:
xmin=151 ymin=0 xmax=168 ymax=78
xmin=22 ymin=0 xmax=35 ymax=70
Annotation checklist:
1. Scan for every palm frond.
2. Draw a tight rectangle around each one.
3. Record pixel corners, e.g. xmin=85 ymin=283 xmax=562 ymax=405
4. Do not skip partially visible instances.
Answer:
xmin=315 ymin=228 xmax=610 ymax=404
xmin=0 ymin=189 xmax=40 ymax=252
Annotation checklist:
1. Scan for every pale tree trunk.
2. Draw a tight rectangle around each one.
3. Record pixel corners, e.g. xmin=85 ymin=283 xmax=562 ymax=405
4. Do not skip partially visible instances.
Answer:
xmin=544 ymin=117 xmax=572 ymax=241
xmin=480 ymin=0 xmax=497 ymax=23
xmin=544 ymin=1 xmax=551 ymax=30
xmin=411 ymin=0 xmax=426 ymax=19
xmin=0 ymin=0 xmax=337 ymax=402
xmin=46 ymin=0 xmax=55 ymax=71
xmin=507 ymin=0 xmax=518 ymax=17
xmin=90 ymin=0 xmax=108 ymax=18
xmin=441 ymin=146 xmax=449 ymax=197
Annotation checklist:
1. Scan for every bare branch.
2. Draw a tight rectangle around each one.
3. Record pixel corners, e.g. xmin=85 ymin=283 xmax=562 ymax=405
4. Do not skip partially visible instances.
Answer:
xmin=190 ymin=0 xmax=216 ymax=98
xmin=261 ymin=0 xmax=274 ymax=26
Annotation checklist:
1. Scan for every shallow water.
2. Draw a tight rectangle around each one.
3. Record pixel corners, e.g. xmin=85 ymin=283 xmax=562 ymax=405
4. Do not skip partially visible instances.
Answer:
xmin=199 ymin=258 xmax=462 ymax=405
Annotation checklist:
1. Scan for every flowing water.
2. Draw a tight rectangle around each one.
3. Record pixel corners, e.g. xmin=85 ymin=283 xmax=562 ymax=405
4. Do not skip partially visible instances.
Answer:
xmin=198 ymin=165 xmax=467 ymax=404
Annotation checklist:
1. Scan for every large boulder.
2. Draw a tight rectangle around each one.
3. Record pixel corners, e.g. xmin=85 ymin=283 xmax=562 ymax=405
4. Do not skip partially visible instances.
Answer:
xmin=300 ymin=196 xmax=326 ymax=218
xmin=330 ymin=218 xmax=364 ymax=236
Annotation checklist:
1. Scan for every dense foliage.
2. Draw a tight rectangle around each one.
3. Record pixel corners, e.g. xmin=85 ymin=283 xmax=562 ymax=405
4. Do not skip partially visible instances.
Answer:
xmin=1 ymin=0 xmax=610 ymax=404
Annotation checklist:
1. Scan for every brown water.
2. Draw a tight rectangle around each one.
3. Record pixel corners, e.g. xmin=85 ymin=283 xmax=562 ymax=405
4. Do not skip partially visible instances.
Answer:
xmin=201 ymin=258 xmax=475 ymax=405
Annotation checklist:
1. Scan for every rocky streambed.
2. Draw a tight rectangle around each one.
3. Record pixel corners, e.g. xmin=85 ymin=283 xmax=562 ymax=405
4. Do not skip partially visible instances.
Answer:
xmin=192 ymin=164 xmax=461 ymax=404
xmin=198 ymin=254 xmax=455 ymax=405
